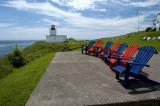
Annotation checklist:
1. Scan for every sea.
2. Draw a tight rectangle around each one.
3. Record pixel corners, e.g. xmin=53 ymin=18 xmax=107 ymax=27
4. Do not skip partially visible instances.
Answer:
xmin=0 ymin=40 xmax=37 ymax=57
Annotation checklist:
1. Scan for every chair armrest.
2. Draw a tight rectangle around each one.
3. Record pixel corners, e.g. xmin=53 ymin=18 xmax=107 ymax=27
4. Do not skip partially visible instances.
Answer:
xmin=132 ymin=63 xmax=150 ymax=67
xmin=110 ymin=55 xmax=134 ymax=60
xmin=113 ymin=52 xmax=123 ymax=55
xmin=103 ymin=48 xmax=110 ymax=51
xmin=121 ymin=61 xmax=150 ymax=67
xmin=109 ymin=49 xmax=116 ymax=53
xmin=102 ymin=48 xmax=111 ymax=54
xmin=111 ymin=54 xmax=123 ymax=57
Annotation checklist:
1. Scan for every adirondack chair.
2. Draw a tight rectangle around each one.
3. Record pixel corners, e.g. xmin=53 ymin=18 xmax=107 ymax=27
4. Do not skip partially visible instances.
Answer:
xmin=113 ymin=46 xmax=158 ymax=87
xmin=81 ymin=40 xmax=95 ymax=54
xmin=97 ymin=41 xmax=113 ymax=57
xmin=104 ymin=43 xmax=128 ymax=63
xmin=100 ymin=41 xmax=121 ymax=61
xmin=109 ymin=44 xmax=139 ymax=68
xmin=88 ymin=40 xmax=103 ymax=55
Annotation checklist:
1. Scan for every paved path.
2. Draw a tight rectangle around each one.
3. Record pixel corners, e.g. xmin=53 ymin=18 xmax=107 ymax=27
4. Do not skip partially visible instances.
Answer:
xmin=26 ymin=52 xmax=160 ymax=106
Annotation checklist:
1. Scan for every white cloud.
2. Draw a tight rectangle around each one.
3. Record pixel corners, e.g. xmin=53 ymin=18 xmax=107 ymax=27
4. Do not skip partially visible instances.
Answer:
xmin=51 ymin=0 xmax=107 ymax=11
xmin=112 ymin=0 xmax=160 ymax=7
xmin=0 ymin=26 xmax=48 ymax=40
xmin=65 ymin=0 xmax=95 ymax=10
xmin=0 ymin=23 xmax=11 ymax=27
xmin=42 ymin=19 xmax=60 ymax=26
xmin=1 ymin=0 xmax=149 ymax=39
xmin=3 ymin=0 xmax=81 ymax=18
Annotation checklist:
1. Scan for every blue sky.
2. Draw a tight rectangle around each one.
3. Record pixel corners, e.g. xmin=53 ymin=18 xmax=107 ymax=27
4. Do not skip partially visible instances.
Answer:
xmin=0 ymin=0 xmax=160 ymax=40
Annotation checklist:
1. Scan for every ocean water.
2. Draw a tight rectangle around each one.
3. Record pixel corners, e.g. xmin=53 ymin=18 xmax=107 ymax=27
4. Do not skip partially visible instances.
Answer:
xmin=0 ymin=40 xmax=36 ymax=57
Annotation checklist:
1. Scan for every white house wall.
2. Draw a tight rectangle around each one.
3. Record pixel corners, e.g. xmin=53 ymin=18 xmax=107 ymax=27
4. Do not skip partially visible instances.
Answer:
xmin=46 ymin=36 xmax=67 ymax=42
xmin=156 ymin=15 xmax=160 ymax=31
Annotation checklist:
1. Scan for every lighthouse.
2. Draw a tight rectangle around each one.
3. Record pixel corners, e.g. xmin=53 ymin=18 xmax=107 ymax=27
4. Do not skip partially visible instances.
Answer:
xmin=50 ymin=25 xmax=56 ymax=35
xmin=46 ymin=25 xmax=67 ymax=42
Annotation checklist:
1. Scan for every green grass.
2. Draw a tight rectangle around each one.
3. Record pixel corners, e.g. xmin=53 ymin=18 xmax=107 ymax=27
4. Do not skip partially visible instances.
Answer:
xmin=0 ymin=53 xmax=54 ymax=106
xmin=0 ymin=39 xmax=87 ymax=79
xmin=101 ymin=31 xmax=160 ymax=51
xmin=0 ymin=39 xmax=87 ymax=106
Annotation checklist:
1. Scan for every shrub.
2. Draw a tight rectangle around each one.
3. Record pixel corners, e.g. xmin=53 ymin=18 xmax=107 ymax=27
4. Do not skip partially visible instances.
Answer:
xmin=8 ymin=45 xmax=27 ymax=68
xmin=145 ymin=27 xmax=153 ymax=32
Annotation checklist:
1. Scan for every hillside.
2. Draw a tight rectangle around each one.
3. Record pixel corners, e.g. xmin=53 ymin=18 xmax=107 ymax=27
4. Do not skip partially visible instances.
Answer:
xmin=0 ymin=39 xmax=87 ymax=106
xmin=101 ymin=31 xmax=160 ymax=51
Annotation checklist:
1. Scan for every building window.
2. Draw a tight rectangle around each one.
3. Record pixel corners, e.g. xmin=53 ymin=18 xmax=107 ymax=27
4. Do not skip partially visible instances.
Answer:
xmin=51 ymin=27 xmax=55 ymax=30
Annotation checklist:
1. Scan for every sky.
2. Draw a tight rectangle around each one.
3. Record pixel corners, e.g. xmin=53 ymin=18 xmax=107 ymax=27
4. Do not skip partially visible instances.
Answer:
xmin=0 ymin=0 xmax=160 ymax=40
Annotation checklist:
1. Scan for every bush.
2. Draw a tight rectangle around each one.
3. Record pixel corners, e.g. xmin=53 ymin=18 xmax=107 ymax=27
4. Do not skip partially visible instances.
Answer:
xmin=8 ymin=45 xmax=27 ymax=68
xmin=145 ymin=27 xmax=153 ymax=32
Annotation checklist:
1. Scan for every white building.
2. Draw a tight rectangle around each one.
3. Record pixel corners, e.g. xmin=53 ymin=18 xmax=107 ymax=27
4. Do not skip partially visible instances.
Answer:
xmin=46 ymin=25 xmax=67 ymax=42
xmin=153 ymin=13 xmax=160 ymax=31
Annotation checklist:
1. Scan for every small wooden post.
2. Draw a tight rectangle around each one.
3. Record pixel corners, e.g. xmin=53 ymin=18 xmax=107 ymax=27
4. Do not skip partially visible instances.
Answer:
xmin=81 ymin=46 xmax=83 ymax=54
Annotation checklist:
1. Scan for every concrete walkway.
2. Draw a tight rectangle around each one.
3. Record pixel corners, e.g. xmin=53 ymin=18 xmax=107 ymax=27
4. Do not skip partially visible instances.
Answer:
xmin=26 ymin=52 xmax=160 ymax=106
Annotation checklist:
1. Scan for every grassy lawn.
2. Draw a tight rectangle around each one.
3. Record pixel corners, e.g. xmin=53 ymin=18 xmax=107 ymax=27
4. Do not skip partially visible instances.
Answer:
xmin=0 ymin=53 xmax=54 ymax=106
xmin=101 ymin=31 xmax=160 ymax=51
xmin=0 ymin=39 xmax=87 ymax=106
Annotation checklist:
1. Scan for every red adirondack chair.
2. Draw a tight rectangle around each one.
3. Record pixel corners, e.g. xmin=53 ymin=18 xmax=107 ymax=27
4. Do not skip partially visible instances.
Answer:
xmin=88 ymin=40 xmax=103 ymax=55
xmin=100 ymin=41 xmax=121 ymax=61
xmin=110 ymin=44 xmax=139 ymax=68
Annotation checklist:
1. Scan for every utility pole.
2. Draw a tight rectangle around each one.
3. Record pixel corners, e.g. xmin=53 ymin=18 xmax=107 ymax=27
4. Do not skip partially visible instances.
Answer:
xmin=137 ymin=10 xmax=140 ymax=32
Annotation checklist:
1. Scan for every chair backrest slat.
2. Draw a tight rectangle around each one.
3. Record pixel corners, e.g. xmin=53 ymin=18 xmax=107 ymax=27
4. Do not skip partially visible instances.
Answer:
xmin=116 ymin=43 xmax=128 ymax=54
xmin=110 ymin=41 xmax=121 ymax=51
xmin=122 ymin=44 xmax=139 ymax=63
xmin=88 ymin=40 xmax=96 ymax=48
xmin=130 ymin=46 xmax=157 ymax=74
xmin=104 ymin=41 xmax=113 ymax=49
xmin=95 ymin=40 xmax=103 ymax=48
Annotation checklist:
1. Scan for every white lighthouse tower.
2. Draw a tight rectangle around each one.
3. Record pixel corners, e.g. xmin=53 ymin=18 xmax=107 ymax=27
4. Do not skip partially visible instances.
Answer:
xmin=50 ymin=25 xmax=56 ymax=35
xmin=46 ymin=25 xmax=67 ymax=42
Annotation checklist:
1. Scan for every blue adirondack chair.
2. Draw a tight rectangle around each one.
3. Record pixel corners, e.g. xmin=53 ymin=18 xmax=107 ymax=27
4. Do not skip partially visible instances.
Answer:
xmin=81 ymin=40 xmax=95 ymax=54
xmin=104 ymin=43 xmax=128 ymax=63
xmin=96 ymin=41 xmax=113 ymax=57
xmin=113 ymin=46 xmax=158 ymax=87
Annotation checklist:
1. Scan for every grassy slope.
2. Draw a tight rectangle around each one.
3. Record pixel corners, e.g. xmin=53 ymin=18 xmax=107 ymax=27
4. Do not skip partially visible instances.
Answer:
xmin=101 ymin=31 xmax=160 ymax=51
xmin=0 ymin=39 xmax=86 ymax=106
xmin=0 ymin=53 xmax=54 ymax=106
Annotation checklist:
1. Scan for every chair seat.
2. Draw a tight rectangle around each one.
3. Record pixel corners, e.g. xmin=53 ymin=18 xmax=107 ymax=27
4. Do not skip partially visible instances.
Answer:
xmin=113 ymin=65 xmax=125 ymax=74
xmin=100 ymin=52 xmax=105 ymax=56
xmin=104 ymin=54 xmax=109 ymax=58
xmin=88 ymin=47 xmax=94 ymax=52
xmin=95 ymin=48 xmax=101 ymax=53
xmin=110 ymin=58 xmax=116 ymax=64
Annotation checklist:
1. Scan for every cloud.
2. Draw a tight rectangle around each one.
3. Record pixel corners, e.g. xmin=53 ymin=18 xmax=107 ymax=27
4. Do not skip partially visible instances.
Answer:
xmin=3 ymin=0 xmax=81 ymax=18
xmin=1 ymin=0 xmax=150 ymax=39
xmin=2 ymin=0 xmax=145 ymax=27
xmin=112 ymin=0 xmax=160 ymax=7
xmin=63 ymin=0 xmax=95 ymax=10
xmin=0 ymin=23 xmax=11 ymax=28
xmin=42 ymin=19 xmax=60 ymax=26
xmin=51 ymin=0 xmax=107 ymax=11
xmin=0 ymin=26 xmax=48 ymax=40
